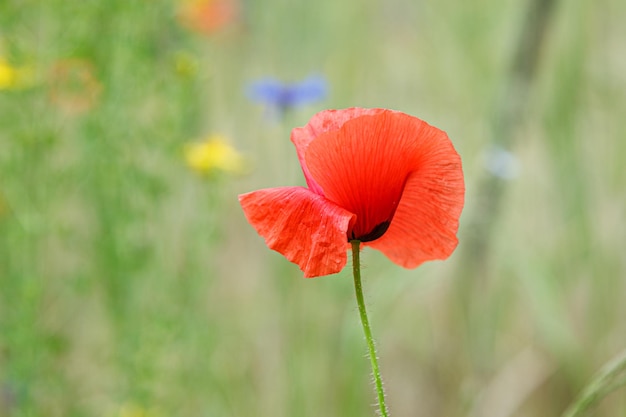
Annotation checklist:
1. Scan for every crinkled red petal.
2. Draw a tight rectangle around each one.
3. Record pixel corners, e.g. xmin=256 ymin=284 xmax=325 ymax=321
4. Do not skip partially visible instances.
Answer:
xmin=306 ymin=109 xmax=464 ymax=265
xmin=290 ymin=108 xmax=384 ymax=196
xmin=365 ymin=133 xmax=465 ymax=267
xmin=238 ymin=187 xmax=356 ymax=278
xmin=305 ymin=110 xmax=422 ymax=239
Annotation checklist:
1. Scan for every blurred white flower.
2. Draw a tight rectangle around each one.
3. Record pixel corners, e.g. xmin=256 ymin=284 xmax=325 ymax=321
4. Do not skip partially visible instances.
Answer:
xmin=482 ymin=146 xmax=521 ymax=180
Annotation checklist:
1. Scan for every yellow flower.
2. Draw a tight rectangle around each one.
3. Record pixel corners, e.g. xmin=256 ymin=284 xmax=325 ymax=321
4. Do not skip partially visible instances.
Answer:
xmin=0 ymin=58 xmax=32 ymax=90
xmin=173 ymin=51 xmax=199 ymax=78
xmin=115 ymin=403 xmax=159 ymax=417
xmin=118 ymin=404 xmax=147 ymax=417
xmin=184 ymin=134 xmax=247 ymax=175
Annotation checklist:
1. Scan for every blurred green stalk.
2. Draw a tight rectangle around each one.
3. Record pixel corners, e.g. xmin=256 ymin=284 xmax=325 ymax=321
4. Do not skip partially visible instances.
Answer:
xmin=561 ymin=349 xmax=626 ymax=417
xmin=462 ymin=0 xmax=558 ymax=275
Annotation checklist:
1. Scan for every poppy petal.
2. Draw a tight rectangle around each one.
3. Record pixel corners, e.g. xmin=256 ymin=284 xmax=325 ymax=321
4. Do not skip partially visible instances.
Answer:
xmin=306 ymin=110 xmax=447 ymax=240
xmin=365 ymin=141 xmax=465 ymax=267
xmin=238 ymin=186 xmax=356 ymax=278
xmin=290 ymin=108 xmax=383 ymax=196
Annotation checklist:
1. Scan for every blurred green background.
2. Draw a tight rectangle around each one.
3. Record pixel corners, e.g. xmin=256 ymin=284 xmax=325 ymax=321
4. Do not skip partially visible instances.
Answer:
xmin=1 ymin=0 xmax=625 ymax=416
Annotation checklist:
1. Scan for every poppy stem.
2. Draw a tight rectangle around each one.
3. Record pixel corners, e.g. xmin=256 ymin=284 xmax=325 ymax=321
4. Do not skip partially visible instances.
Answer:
xmin=351 ymin=240 xmax=390 ymax=417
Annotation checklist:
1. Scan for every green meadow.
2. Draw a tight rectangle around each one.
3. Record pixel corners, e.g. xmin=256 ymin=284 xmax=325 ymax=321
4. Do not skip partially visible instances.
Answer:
xmin=1 ymin=0 xmax=625 ymax=416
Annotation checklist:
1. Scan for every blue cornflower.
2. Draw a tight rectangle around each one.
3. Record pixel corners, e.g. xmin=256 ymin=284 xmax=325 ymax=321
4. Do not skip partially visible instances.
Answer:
xmin=247 ymin=75 xmax=328 ymax=117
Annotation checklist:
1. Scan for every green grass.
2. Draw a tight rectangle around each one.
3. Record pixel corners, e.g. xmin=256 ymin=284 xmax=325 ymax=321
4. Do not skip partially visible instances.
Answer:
xmin=1 ymin=0 xmax=626 ymax=416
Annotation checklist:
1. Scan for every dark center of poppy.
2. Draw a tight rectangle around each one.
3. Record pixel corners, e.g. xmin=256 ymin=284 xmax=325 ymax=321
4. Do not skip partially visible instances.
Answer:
xmin=349 ymin=220 xmax=391 ymax=243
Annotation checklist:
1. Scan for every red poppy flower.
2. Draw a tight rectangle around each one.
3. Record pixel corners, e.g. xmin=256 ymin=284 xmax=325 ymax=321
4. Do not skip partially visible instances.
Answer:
xmin=177 ymin=0 xmax=239 ymax=35
xmin=239 ymin=108 xmax=464 ymax=278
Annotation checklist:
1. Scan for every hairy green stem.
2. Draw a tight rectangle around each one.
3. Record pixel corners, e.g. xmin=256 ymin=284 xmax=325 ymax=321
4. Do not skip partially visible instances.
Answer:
xmin=351 ymin=240 xmax=389 ymax=416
